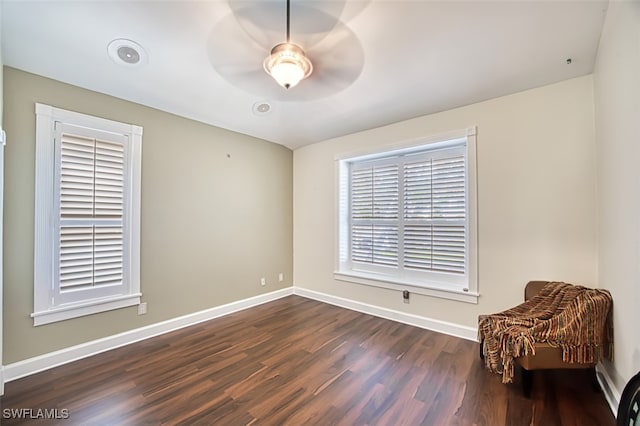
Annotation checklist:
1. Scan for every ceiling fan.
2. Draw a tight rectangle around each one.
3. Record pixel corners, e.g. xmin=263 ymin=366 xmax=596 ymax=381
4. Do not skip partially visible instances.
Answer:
xmin=263 ymin=0 xmax=313 ymax=89
xmin=207 ymin=0 xmax=367 ymax=101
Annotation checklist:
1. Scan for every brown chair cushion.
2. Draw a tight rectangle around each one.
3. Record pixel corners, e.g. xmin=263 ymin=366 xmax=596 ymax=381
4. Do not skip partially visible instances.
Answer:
xmin=517 ymin=343 xmax=596 ymax=370
xmin=517 ymin=280 xmax=595 ymax=371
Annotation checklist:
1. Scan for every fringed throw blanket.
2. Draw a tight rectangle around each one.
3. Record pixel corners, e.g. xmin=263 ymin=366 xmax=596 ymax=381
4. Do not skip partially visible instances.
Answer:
xmin=478 ymin=282 xmax=613 ymax=383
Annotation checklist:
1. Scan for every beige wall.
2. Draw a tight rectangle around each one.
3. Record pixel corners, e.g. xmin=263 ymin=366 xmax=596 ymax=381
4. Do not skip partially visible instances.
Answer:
xmin=3 ymin=67 xmax=293 ymax=363
xmin=594 ymin=0 xmax=640 ymax=391
xmin=294 ymin=76 xmax=597 ymax=329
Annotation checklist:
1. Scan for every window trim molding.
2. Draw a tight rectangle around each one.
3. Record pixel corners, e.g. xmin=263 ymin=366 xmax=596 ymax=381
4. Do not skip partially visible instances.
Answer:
xmin=333 ymin=271 xmax=479 ymax=304
xmin=32 ymin=103 xmax=142 ymax=326
xmin=334 ymin=126 xmax=478 ymax=304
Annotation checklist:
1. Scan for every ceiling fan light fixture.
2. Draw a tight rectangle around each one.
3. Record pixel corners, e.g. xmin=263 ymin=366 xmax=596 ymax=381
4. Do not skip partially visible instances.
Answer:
xmin=263 ymin=42 xmax=313 ymax=89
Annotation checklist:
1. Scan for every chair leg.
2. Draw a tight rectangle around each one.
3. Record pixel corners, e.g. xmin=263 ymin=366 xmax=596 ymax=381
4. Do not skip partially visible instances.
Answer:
xmin=590 ymin=367 xmax=601 ymax=392
xmin=522 ymin=366 xmax=533 ymax=398
xmin=479 ymin=339 xmax=485 ymax=360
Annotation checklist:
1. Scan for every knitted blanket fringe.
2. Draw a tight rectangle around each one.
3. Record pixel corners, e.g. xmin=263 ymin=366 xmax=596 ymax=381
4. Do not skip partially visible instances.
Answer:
xmin=478 ymin=282 xmax=613 ymax=383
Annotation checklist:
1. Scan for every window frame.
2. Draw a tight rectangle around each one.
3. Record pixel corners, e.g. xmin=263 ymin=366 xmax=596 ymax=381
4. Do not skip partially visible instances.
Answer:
xmin=32 ymin=103 xmax=142 ymax=326
xmin=335 ymin=127 xmax=478 ymax=304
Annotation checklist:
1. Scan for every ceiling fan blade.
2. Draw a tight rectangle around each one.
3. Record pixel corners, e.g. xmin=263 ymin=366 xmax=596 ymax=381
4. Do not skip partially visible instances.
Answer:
xmin=208 ymin=2 xmax=365 ymax=101
xmin=227 ymin=1 xmax=282 ymax=50
xmin=227 ymin=1 xmax=369 ymax=52
xmin=305 ymin=23 xmax=365 ymax=90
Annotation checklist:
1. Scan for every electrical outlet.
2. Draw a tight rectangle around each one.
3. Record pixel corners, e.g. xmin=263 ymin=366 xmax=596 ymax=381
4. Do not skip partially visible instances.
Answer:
xmin=278 ymin=273 xmax=284 ymax=282
xmin=138 ymin=302 xmax=147 ymax=315
xmin=260 ymin=277 xmax=266 ymax=286
xmin=402 ymin=290 xmax=410 ymax=304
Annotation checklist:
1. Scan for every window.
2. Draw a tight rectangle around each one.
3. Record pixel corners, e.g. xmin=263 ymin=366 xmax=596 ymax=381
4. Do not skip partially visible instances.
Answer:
xmin=33 ymin=104 xmax=142 ymax=325
xmin=336 ymin=127 xmax=478 ymax=303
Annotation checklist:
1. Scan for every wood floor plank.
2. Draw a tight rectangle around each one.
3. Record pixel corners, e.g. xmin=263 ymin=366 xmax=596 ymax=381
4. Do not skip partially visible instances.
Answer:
xmin=1 ymin=295 xmax=615 ymax=425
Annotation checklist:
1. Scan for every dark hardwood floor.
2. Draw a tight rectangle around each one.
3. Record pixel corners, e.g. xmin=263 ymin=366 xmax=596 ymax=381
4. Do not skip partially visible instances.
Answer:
xmin=1 ymin=295 xmax=614 ymax=425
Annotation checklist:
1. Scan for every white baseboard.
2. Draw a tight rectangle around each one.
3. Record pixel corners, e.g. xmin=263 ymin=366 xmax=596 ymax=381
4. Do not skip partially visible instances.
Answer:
xmin=596 ymin=363 xmax=621 ymax=417
xmin=4 ymin=287 xmax=293 ymax=383
xmin=293 ymin=286 xmax=478 ymax=341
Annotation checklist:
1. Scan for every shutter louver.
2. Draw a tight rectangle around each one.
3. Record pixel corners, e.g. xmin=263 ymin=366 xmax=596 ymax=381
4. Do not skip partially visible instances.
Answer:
xmin=59 ymin=132 xmax=125 ymax=293
xmin=432 ymin=156 xmax=466 ymax=220
xmin=60 ymin=135 xmax=95 ymax=218
xmin=59 ymin=226 xmax=94 ymax=290
xmin=351 ymin=164 xmax=399 ymax=267
xmin=404 ymin=160 xmax=433 ymax=219
xmin=403 ymin=154 xmax=466 ymax=275
xmin=432 ymin=224 xmax=465 ymax=274
xmin=95 ymin=140 xmax=124 ymax=217
xmin=352 ymin=224 xmax=399 ymax=266
xmin=404 ymin=224 xmax=433 ymax=270
xmin=351 ymin=168 xmax=373 ymax=219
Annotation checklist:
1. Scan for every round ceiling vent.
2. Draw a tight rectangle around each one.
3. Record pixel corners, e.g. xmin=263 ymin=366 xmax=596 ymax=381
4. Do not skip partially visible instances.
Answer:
xmin=108 ymin=39 xmax=147 ymax=67
xmin=252 ymin=101 xmax=272 ymax=116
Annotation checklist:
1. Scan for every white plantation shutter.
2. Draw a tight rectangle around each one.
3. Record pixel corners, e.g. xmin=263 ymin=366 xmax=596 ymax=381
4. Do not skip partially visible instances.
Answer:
xmin=59 ymin=135 xmax=125 ymax=218
xmin=350 ymin=164 xmax=399 ymax=266
xmin=53 ymin=124 xmax=130 ymax=305
xmin=345 ymin=141 xmax=471 ymax=290
xmin=403 ymin=152 xmax=466 ymax=274
xmin=337 ymin=128 xmax=477 ymax=301
xmin=59 ymin=226 xmax=124 ymax=290
xmin=33 ymin=104 xmax=142 ymax=326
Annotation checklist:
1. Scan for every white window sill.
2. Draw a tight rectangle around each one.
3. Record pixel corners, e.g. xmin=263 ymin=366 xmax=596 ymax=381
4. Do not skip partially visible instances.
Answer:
xmin=31 ymin=293 xmax=141 ymax=326
xmin=334 ymin=271 xmax=479 ymax=304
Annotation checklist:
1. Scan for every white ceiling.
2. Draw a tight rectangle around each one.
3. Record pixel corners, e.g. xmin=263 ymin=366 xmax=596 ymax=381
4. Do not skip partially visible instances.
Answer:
xmin=1 ymin=0 xmax=608 ymax=149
